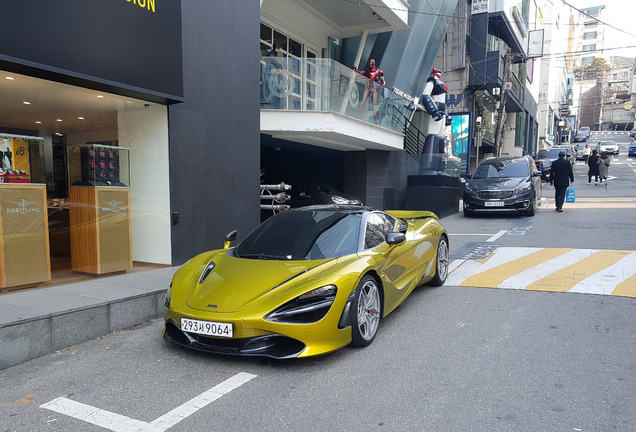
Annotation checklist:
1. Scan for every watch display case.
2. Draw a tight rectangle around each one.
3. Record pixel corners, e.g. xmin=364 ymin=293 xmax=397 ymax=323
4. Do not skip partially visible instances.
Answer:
xmin=67 ymin=143 xmax=132 ymax=275
xmin=67 ymin=143 xmax=130 ymax=187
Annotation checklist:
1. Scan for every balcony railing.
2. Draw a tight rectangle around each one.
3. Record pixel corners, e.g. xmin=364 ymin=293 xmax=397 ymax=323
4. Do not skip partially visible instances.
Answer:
xmin=260 ymin=56 xmax=406 ymax=134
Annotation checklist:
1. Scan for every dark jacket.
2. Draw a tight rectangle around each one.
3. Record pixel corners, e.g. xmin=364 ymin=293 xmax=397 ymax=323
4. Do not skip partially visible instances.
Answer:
xmin=588 ymin=154 xmax=600 ymax=175
xmin=550 ymin=156 xmax=574 ymax=188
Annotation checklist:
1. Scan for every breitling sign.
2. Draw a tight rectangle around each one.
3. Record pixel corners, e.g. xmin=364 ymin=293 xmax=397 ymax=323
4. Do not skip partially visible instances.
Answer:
xmin=101 ymin=200 xmax=128 ymax=213
xmin=0 ymin=185 xmax=50 ymax=288
xmin=5 ymin=199 xmax=41 ymax=214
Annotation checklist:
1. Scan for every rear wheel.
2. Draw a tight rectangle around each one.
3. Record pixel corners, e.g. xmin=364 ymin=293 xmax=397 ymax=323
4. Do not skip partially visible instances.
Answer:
xmin=350 ymin=275 xmax=381 ymax=347
xmin=428 ymin=236 xmax=449 ymax=286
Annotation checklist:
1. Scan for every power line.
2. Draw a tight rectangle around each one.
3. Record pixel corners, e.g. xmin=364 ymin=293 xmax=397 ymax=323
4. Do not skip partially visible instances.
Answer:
xmin=561 ymin=1 xmax=636 ymax=40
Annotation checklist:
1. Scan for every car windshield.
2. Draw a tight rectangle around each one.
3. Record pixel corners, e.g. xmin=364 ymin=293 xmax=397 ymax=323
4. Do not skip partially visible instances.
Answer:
xmin=473 ymin=159 xmax=528 ymax=179
xmin=235 ymin=210 xmax=362 ymax=260
xmin=535 ymin=149 xmax=562 ymax=160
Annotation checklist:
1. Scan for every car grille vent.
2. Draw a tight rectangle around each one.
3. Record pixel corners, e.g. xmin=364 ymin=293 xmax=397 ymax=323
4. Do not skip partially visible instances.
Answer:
xmin=478 ymin=191 xmax=513 ymax=199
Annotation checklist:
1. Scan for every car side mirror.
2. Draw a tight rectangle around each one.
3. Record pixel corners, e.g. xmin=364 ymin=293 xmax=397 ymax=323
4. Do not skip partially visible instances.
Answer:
xmin=224 ymin=230 xmax=238 ymax=249
xmin=386 ymin=232 xmax=406 ymax=245
xmin=533 ymin=170 xmax=542 ymax=177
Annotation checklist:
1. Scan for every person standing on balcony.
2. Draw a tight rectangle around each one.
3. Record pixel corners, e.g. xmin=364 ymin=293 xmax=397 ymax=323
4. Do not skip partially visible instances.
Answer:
xmin=353 ymin=59 xmax=385 ymax=124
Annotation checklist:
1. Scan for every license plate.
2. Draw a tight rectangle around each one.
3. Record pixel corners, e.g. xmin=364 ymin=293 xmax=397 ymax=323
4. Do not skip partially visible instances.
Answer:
xmin=485 ymin=201 xmax=504 ymax=207
xmin=181 ymin=318 xmax=233 ymax=338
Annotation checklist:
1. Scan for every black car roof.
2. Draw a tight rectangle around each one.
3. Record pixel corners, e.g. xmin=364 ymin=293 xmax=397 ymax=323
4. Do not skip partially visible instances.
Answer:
xmin=482 ymin=155 xmax=531 ymax=162
xmin=287 ymin=204 xmax=371 ymax=213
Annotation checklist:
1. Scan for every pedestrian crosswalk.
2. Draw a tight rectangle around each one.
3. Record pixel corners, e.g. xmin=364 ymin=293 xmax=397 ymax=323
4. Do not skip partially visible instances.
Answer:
xmin=448 ymin=247 xmax=636 ymax=298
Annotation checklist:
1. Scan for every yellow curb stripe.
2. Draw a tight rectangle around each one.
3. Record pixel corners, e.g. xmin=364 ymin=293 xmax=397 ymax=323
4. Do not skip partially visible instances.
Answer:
xmin=474 ymin=253 xmax=495 ymax=264
xmin=460 ymin=248 xmax=571 ymax=288
xmin=611 ymin=273 xmax=636 ymax=298
xmin=527 ymin=250 xmax=628 ymax=293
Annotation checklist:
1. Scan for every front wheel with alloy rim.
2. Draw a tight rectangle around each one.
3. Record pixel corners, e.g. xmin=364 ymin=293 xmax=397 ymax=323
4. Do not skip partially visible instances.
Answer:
xmin=350 ymin=275 xmax=382 ymax=347
xmin=427 ymin=236 xmax=449 ymax=286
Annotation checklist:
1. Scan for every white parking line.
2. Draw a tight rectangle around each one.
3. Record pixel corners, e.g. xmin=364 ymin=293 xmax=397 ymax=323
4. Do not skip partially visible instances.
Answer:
xmin=486 ymin=230 xmax=507 ymax=242
xmin=40 ymin=372 xmax=257 ymax=431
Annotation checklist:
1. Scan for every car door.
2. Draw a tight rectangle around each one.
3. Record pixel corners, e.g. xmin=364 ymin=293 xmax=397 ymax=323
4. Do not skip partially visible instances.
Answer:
xmin=363 ymin=212 xmax=432 ymax=314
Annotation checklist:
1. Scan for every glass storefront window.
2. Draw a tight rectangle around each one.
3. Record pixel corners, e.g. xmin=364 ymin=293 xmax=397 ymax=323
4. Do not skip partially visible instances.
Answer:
xmin=0 ymin=70 xmax=171 ymax=290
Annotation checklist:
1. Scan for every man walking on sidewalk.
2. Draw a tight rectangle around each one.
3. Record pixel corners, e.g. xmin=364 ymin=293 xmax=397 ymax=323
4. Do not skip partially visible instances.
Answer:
xmin=549 ymin=150 xmax=574 ymax=212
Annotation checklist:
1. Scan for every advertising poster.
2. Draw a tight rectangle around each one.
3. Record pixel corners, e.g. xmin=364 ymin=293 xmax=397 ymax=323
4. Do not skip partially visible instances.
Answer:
xmin=450 ymin=113 xmax=472 ymax=175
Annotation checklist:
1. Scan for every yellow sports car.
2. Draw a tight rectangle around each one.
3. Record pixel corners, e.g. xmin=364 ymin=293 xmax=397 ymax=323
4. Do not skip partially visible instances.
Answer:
xmin=162 ymin=205 xmax=449 ymax=358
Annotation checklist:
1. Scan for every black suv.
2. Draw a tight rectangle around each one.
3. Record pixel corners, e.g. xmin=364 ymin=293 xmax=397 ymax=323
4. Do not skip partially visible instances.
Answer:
xmin=463 ymin=155 xmax=543 ymax=217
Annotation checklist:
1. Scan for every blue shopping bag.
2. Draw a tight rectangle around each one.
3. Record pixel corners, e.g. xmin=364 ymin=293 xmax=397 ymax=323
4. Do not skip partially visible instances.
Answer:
xmin=566 ymin=185 xmax=575 ymax=203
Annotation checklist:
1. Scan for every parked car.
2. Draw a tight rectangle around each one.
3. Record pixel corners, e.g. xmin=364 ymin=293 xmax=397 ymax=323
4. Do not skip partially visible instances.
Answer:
xmin=291 ymin=182 xmax=363 ymax=207
xmin=554 ymin=144 xmax=575 ymax=165
xmin=573 ymin=132 xmax=588 ymax=143
xmin=162 ymin=205 xmax=449 ymax=358
xmin=579 ymin=126 xmax=591 ymax=138
xmin=463 ymin=155 xmax=542 ymax=217
xmin=628 ymin=141 xmax=636 ymax=157
xmin=595 ymin=140 xmax=619 ymax=155
xmin=575 ymin=145 xmax=587 ymax=161
xmin=533 ymin=151 xmax=552 ymax=180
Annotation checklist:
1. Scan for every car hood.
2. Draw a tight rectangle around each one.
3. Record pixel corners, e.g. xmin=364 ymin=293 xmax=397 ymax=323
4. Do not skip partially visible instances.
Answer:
xmin=185 ymin=251 xmax=339 ymax=313
xmin=468 ymin=177 xmax=527 ymax=190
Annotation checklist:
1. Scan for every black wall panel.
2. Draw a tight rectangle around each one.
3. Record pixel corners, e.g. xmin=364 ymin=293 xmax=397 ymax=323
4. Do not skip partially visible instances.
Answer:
xmin=344 ymin=150 xmax=410 ymax=210
xmin=168 ymin=1 xmax=261 ymax=265
xmin=0 ymin=0 xmax=183 ymax=101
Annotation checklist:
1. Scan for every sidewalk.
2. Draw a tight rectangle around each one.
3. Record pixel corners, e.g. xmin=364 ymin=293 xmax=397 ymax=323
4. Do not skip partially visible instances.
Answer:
xmin=0 ymin=266 xmax=178 ymax=371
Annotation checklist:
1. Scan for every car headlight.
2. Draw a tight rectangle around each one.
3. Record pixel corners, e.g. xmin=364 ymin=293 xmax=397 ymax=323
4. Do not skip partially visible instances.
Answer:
xmin=265 ymin=285 xmax=337 ymax=324
xmin=331 ymin=195 xmax=350 ymax=205
xmin=464 ymin=184 xmax=478 ymax=197
xmin=515 ymin=184 xmax=531 ymax=195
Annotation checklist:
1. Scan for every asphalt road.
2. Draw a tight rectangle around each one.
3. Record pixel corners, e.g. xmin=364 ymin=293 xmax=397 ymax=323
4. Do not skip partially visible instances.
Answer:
xmin=1 ymin=136 xmax=635 ymax=432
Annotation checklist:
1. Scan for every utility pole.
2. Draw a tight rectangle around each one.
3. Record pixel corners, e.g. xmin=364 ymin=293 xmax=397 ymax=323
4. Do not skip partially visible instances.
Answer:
xmin=494 ymin=50 xmax=512 ymax=156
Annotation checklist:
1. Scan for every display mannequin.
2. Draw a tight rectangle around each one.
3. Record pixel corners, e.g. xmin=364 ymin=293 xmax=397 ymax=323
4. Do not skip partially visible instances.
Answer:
xmin=353 ymin=59 xmax=385 ymax=124
xmin=421 ymin=67 xmax=451 ymax=134
xmin=418 ymin=68 xmax=452 ymax=174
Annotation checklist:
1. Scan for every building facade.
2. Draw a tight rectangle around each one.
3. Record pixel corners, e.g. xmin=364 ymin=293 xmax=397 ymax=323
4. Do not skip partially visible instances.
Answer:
xmin=0 ymin=1 xmax=261 ymax=290
xmin=0 ymin=1 xmax=467 ymax=291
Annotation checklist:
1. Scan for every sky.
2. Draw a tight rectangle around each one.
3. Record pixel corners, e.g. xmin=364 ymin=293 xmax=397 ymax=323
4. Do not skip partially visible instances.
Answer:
xmin=569 ymin=0 xmax=636 ymax=58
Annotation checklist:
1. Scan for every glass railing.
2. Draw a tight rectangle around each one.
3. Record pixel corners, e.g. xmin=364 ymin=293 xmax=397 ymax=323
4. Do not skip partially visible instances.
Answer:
xmin=260 ymin=56 xmax=407 ymax=134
